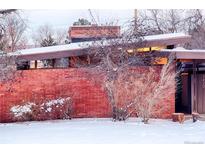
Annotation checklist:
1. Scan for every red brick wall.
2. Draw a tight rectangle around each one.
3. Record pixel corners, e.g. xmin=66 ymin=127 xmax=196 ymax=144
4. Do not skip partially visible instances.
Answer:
xmin=0 ymin=68 xmax=112 ymax=122
xmin=0 ymin=67 xmax=175 ymax=123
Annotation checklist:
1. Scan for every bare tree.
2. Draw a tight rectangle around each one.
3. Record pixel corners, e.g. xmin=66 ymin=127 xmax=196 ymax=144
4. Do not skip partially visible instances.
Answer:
xmin=0 ymin=10 xmax=22 ymax=83
xmin=77 ymin=15 xmax=179 ymax=123
xmin=136 ymin=9 xmax=186 ymax=35
xmin=55 ymin=29 xmax=67 ymax=45
xmin=184 ymin=9 xmax=205 ymax=49
xmin=81 ymin=20 xmax=161 ymax=121
xmin=7 ymin=15 xmax=27 ymax=52
xmin=0 ymin=10 xmax=27 ymax=52
xmin=136 ymin=9 xmax=205 ymax=49
xmin=32 ymin=24 xmax=66 ymax=47
xmin=0 ymin=51 xmax=18 ymax=83
xmin=0 ymin=10 xmax=15 ymax=51
xmin=32 ymin=24 xmax=55 ymax=47
xmin=94 ymin=51 xmax=175 ymax=123
xmin=32 ymin=24 xmax=67 ymax=68
xmin=133 ymin=56 xmax=176 ymax=123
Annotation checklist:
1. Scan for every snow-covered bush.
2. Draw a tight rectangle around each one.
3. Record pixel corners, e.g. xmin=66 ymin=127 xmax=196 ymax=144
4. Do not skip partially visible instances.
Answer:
xmin=10 ymin=102 xmax=34 ymax=117
xmin=40 ymin=97 xmax=73 ymax=120
xmin=10 ymin=97 xmax=73 ymax=122
xmin=41 ymin=97 xmax=70 ymax=112
xmin=10 ymin=102 xmax=35 ymax=121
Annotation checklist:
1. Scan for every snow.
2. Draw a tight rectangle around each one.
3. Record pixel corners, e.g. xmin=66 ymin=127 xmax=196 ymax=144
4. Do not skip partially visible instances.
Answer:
xmin=10 ymin=42 xmax=87 ymax=56
xmin=43 ymin=97 xmax=70 ymax=107
xmin=144 ymin=33 xmax=190 ymax=41
xmin=46 ymin=107 xmax=52 ymax=112
xmin=161 ymin=47 xmax=205 ymax=59
xmin=41 ymin=97 xmax=71 ymax=112
xmin=10 ymin=103 xmax=35 ymax=117
xmin=0 ymin=118 xmax=205 ymax=144
xmin=162 ymin=47 xmax=205 ymax=53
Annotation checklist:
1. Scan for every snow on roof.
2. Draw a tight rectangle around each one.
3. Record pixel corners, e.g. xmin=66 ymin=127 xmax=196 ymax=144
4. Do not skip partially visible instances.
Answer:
xmin=161 ymin=47 xmax=205 ymax=59
xmin=11 ymin=33 xmax=190 ymax=60
xmin=162 ymin=47 xmax=205 ymax=53
xmin=144 ymin=33 xmax=190 ymax=41
xmin=12 ymin=42 xmax=88 ymax=56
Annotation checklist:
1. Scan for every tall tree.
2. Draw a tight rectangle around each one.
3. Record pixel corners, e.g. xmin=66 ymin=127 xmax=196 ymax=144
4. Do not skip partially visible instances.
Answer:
xmin=184 ymin=9 xmax=205 ymax=49
xmin=136 ymin=9 xmax=185 ymax=35
xmin=0 ymin=10 xmax=27 ymax=52
xmin=82 ymin=21 xmax=174 ymax=123
xmin=5 ymin=14 xmax=27 ymax=52
xmin=0 ymin=9 xmax=22 ymax=83
xmin=136 ymin=9 xmax=205 ymax=49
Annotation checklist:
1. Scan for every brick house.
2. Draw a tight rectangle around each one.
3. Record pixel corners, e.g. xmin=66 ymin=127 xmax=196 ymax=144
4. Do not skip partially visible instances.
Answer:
xmin=0 ymin=33 xmax=197 ymax=123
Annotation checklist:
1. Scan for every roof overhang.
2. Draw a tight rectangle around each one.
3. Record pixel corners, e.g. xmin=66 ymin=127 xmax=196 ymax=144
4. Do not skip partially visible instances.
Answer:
xmin=161 ymin=48 xmax=205 ymax=60
xmin=140 ymin=33 xmax=191 ymax=47
xmin=13 ymin=49 xmax=88 ymax=61
xmin=10 ymin=33 xmax=191 ymax=61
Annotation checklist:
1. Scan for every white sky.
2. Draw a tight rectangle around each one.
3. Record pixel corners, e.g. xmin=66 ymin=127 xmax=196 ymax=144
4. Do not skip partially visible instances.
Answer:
xmin=23 ymin=9 xmax=134 ymax=34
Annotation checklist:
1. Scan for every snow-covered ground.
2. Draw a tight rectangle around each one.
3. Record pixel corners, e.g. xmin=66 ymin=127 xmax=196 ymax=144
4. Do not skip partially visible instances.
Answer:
xmin=0 ymin=118 xmax=204 ymax=144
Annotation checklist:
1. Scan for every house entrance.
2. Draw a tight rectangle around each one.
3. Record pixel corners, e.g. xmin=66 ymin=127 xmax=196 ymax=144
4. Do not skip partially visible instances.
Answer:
xmin=191 ymin=74 xmax=205 ymax=114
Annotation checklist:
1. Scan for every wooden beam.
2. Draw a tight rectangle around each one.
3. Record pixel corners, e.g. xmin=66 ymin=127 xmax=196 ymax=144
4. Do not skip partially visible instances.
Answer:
xmin=34 ymin=60 xmax=37 ymax=69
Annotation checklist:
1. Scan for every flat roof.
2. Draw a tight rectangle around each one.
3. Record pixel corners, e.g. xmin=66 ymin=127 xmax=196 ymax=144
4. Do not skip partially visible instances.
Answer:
xmin=11 ymin=33 xmax=191 ymax=61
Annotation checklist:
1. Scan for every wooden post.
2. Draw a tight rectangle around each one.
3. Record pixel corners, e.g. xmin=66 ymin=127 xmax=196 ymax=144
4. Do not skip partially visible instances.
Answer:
xmin=193 ymin=60 xmax=197 ymax=113
xmin=52 ymin=59 xmax=55 ymax=68
xmin=192 ymin=112 xmax=200 ymax=122
xmin=34 ymin=60 xmax=37 ymax=69
xmin=87 ymin=55 xmax=91 ymax=65
xmin=172 ymin=113 xmax=185 ymax=123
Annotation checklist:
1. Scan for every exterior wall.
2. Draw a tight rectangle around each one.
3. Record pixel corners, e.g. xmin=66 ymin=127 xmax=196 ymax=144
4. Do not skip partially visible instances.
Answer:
xmin=0 ymin=67 xmax=175 ymax=123
xmin=0 ymin=69 xmax=111 ymax=123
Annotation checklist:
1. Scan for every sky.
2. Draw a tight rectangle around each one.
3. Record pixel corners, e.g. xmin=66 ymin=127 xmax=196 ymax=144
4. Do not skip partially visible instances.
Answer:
xmin=23 ymin=9 xmax=134 ymax=35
